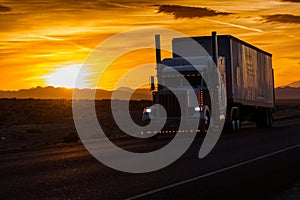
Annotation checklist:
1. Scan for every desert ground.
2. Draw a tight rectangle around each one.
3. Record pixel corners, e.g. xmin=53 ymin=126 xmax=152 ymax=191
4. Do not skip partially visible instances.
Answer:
xmin=0 ymin=98 xmax=299 ymax=152
xmin=0 ymin=99 xmax=152 ymax=151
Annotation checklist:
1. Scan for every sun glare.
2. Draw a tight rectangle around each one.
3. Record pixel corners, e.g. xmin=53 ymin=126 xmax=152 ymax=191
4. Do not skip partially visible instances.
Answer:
xmin=43 ymin=64 xmax=90 ymax=88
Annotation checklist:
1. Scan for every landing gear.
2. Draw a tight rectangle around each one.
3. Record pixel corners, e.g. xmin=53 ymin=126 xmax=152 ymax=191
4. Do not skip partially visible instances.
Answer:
xmin=256 ymin=108 xmax=273 ymax=128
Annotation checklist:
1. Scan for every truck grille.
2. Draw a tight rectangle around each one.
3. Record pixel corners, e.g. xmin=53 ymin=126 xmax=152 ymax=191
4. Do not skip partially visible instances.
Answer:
xmin=157 ymin=92 xmax=186 ymax=117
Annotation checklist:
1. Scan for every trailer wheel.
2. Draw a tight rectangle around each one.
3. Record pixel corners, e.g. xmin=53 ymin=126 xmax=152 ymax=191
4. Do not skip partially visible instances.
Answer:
xmin=231 ymin=119 xmax=241 ymax=132
xmin=230 ymin=107 xmax=240 ymax=132
xmin=266 ymin=109 xmax=273 ymax=128
xmin=269 ymin=110 xmax=273 ymax=128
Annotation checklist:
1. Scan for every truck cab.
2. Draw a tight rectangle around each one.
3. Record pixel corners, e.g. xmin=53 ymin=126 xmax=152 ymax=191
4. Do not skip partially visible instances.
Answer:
xmin=143 ymin=56 xmax=226 ymax=134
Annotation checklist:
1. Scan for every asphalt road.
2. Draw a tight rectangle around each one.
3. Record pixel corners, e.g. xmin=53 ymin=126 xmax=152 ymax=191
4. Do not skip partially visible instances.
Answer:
xmin=1 ymin=117 xmax=300 ymax=200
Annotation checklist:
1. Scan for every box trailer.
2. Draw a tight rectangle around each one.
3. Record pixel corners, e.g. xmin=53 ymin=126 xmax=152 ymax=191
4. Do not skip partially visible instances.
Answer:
xmin=173 ymin=35 xmax=274 ymax=109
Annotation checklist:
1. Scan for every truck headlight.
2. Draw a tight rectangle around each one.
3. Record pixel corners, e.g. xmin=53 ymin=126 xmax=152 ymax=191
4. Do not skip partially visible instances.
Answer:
xmin=144 ymin=107 xmax=151 ymax=113
xmin=219 ymin=114 xmax=225 ymax=120
xmin=194 ymin=106 xmax=201 ymax=112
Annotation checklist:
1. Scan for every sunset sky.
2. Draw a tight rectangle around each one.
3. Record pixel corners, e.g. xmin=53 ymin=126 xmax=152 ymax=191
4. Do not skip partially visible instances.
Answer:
xmin=0 ymin=0 xmax=300 ymax=90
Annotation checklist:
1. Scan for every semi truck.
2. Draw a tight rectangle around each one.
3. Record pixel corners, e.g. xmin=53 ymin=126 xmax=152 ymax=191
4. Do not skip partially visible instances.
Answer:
xmin=142 ymin=32 xmax=274 ymax=133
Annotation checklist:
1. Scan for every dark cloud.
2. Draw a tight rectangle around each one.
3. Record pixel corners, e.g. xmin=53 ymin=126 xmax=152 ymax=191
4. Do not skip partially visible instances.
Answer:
xmin=261 ymin=14 xmax=300 ymax=24
xmin=278 ymin=0 xmax=300 ymax=3
xmin=0 ymin=5 xmax=11 ymax=12
xmin=157 ymin=5 xmax=233 ymax=19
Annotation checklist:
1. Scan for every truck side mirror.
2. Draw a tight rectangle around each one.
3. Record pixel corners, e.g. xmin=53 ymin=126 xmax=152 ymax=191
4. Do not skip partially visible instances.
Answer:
xmin=150 ymin=76 xmax=155 ymax=91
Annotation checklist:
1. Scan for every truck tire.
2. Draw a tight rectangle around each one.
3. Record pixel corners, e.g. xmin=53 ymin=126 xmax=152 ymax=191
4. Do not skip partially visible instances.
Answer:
xmin=199 ymin=111 xmax=210 ymax=134
xmin=231 ymin=119 xmax=241 ymax=132
xmin=266 ymin=109 xmax=273 ymax=128
xmin=270 ymin=110 xmax=273 ymax=127
xmin=230 ymin=107 xmax=240 ymax=132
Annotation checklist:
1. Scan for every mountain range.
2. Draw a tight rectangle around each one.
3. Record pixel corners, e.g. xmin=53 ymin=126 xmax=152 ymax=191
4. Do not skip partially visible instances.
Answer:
xmin=274 ymin=86 xmax=300 ymax=99
xmin=0 ymin=86 xmax=152 ymax=100
xmin=281 ymin=80 xmax=300 ymax=88
xmin=0 ymin=85 xmax=299 ymax=100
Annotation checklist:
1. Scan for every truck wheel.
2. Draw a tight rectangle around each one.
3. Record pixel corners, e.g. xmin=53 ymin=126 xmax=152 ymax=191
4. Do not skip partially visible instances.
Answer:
xmin=266 ymin=109 xmax=273 ymax=128
xmin=231 ymin=119 xmax=241 ymax=132
xmin=199 ymin=111 xmax=210 ymax=134
xmin=230 ymin=107 xmax=240 ymax=132
xmin=269 ymin=111 xmax=273 ymax=128
xmin=233 ymin=119 xmax=241 ymax=131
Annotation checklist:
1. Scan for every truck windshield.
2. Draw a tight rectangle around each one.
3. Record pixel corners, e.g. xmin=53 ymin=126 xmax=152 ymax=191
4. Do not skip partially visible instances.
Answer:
xmin=162 ymin=73 xmax=206 ymax=88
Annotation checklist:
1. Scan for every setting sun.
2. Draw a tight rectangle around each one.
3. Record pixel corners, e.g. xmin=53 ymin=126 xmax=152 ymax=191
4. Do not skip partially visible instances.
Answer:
xmin=43 ymin=64 xmax=91 ymax=89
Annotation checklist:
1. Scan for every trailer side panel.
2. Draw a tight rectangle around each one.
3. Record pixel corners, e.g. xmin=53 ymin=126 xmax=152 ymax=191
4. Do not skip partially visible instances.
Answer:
xmin=172 ymin=35 xmax=274 ymax=108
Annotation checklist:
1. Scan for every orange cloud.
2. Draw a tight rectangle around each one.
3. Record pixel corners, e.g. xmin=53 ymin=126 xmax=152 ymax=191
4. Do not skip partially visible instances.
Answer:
xmin=261 ymin=14 xmax=300 ymax=24
xmin=278 ymin=0 xmax=300 ymax=2
xmin=0 ymin=4 xmax=11 ymax=12
xmin=157 ymin=5 xmax=234 ymax=19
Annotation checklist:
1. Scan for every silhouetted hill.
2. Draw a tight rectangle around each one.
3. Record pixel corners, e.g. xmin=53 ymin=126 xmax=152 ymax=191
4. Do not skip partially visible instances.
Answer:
xmin=275 ymin=86 xmax=300 ymax=99
xmin=0 ymin=86 xmax=152 ymax=100
xmin=1 ymin=86 xmax=299 ymax=100
xmin=279 ymin=80 xmax=300 ymax=88
xmin=286 ymin=80 xmax=300 ymax=88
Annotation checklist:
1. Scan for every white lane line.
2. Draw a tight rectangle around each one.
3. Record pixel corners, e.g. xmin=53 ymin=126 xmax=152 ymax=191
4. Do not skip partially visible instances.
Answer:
xmin=126 ymin=143 xmax=300 ymax=200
